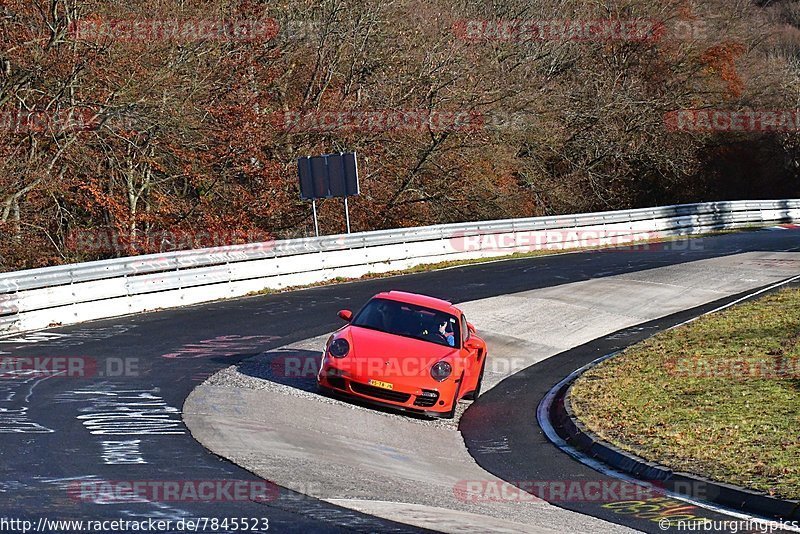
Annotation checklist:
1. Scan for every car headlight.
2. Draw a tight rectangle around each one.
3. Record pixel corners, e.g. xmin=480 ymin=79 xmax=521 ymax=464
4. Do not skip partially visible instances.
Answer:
xmin=329 ymin=338 xmax=350 ymax=358
xmin=430 ymin=361 xmax=452 ymax=382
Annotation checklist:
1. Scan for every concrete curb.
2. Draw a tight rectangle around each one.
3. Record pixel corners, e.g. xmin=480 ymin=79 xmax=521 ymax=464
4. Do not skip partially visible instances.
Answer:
xmin=547 ymin=363 xmax=800 ymax=521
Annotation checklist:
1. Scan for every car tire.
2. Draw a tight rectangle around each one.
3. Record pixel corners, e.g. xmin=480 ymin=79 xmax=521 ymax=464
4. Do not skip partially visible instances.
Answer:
xmin=444 ymin=372 xmax=464 ymax=419
xmin=463 ymin=357 xmax=486 ymax=401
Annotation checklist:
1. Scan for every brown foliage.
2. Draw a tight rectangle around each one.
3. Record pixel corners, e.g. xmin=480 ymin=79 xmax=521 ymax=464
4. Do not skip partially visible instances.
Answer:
xmin=0 ymin=0 xmax=798 ymax=270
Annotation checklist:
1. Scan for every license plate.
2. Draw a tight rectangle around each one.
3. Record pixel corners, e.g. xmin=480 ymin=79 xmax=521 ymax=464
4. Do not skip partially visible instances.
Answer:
xmin=368 ymin=379 xmax=394 ymax=390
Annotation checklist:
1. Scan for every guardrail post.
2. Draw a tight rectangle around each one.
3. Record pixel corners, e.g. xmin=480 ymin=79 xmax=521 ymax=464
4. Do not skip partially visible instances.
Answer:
xmin=227 ymin=260 xmax=232 ymax=295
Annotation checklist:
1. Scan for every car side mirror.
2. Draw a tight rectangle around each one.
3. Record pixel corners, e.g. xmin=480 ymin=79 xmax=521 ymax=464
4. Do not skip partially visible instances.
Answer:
xmin=337 ymin=309 xmax=353 ymax=322
xmin=467 ymin=322 xmax=476 ymax=333
xmin=464 ymin=339 xmax=481 ymax=351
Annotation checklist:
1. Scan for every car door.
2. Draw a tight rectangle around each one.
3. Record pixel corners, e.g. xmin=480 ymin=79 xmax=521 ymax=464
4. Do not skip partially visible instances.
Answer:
xmin=461 ymin=313 xmax=479 ymax=387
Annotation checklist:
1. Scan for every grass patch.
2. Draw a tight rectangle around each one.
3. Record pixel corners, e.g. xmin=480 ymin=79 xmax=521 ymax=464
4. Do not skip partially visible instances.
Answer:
xmin=570 ymin=287 xmax=800 ymax=500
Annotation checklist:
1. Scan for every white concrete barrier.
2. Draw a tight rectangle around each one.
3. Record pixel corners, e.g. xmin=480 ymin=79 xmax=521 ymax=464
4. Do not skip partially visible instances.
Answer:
xmin=1 ymin=199 xmax=798 ymax=335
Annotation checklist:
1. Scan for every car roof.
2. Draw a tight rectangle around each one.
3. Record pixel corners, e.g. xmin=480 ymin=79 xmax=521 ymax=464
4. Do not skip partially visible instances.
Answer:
xmin=373 ymin=291 xmax=461 ymax=315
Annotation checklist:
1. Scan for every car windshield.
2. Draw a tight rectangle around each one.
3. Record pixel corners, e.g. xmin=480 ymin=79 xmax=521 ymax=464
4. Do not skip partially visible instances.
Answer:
xmin=352 ymin=298 xmax=461 ymax=348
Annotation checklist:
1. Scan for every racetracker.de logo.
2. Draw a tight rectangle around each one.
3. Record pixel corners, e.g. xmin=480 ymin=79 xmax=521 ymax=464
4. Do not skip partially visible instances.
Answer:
xmin=453 ymin=19 xmax=663 ymax=42
xmin=69 ymin=18 xmax=279 ymax=42
xmin=0 ymin=356 xmax=138 ymax=379
xmin=665 ymin=110 xmax=800 ymax=133
xmin=0 ymin=110 xmax=128 ymax=134
xmin=270 ymin=110 xmax=484 ymax=133
xmin=665 ymin=356 xmax=800 ymax=379
xmin=453 ymin=480 xmax=661 ymax=503
xmin=0 ymin=356 xmax=96 ymax=378
xmin=66 ymin=228 xmax=274 ymax=254
xmin=68 ymin=480 xmax=279 ymax=504
xmin=448 ymin=229 xmax=673 ymax=253
xmin=273 ymin=353 xmax=526 ymax=378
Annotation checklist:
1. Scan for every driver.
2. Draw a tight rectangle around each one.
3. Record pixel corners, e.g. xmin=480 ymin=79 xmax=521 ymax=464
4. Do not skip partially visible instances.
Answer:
xmin=438 ymin=321 xmax=455 ymax=347
xmin=374 ymin=301 xmax=392 ymax=330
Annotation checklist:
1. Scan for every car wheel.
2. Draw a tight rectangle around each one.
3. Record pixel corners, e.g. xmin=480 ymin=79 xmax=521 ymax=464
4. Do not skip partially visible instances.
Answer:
xmin=463 ymin=357 xmax=486 ymax=401
xmin=443 ymin=372 xmax=464 ymax=419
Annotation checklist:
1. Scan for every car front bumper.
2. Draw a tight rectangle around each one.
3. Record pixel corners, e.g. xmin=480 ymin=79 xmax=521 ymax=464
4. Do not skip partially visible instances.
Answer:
xmin=317 ymin=367 xmax=457 ymax=416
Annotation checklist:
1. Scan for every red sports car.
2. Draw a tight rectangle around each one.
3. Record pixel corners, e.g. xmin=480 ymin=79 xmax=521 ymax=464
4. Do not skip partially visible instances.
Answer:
xmin=317 ymin=291 xmax=487 ymax=418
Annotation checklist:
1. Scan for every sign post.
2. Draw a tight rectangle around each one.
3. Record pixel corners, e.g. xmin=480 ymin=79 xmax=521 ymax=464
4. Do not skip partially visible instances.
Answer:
xmin=297 ymin=152 xmax=360 ymax=236
xmin=343 ymin=196 xmax=351 ymax=234
xmin=311 ymin=199 xmax=320 ymax=237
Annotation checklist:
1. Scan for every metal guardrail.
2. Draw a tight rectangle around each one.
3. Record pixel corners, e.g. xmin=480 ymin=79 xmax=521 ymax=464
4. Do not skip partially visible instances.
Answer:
xmin=0 ymin=199 xmax=798 ymax=335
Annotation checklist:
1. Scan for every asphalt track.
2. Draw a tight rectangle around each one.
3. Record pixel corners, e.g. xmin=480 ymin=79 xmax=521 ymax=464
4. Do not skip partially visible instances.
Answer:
xmin=1 ymin=227 xmax=799 ymax=533
xmin=462 ymin=281 xmax=800 ymax=533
